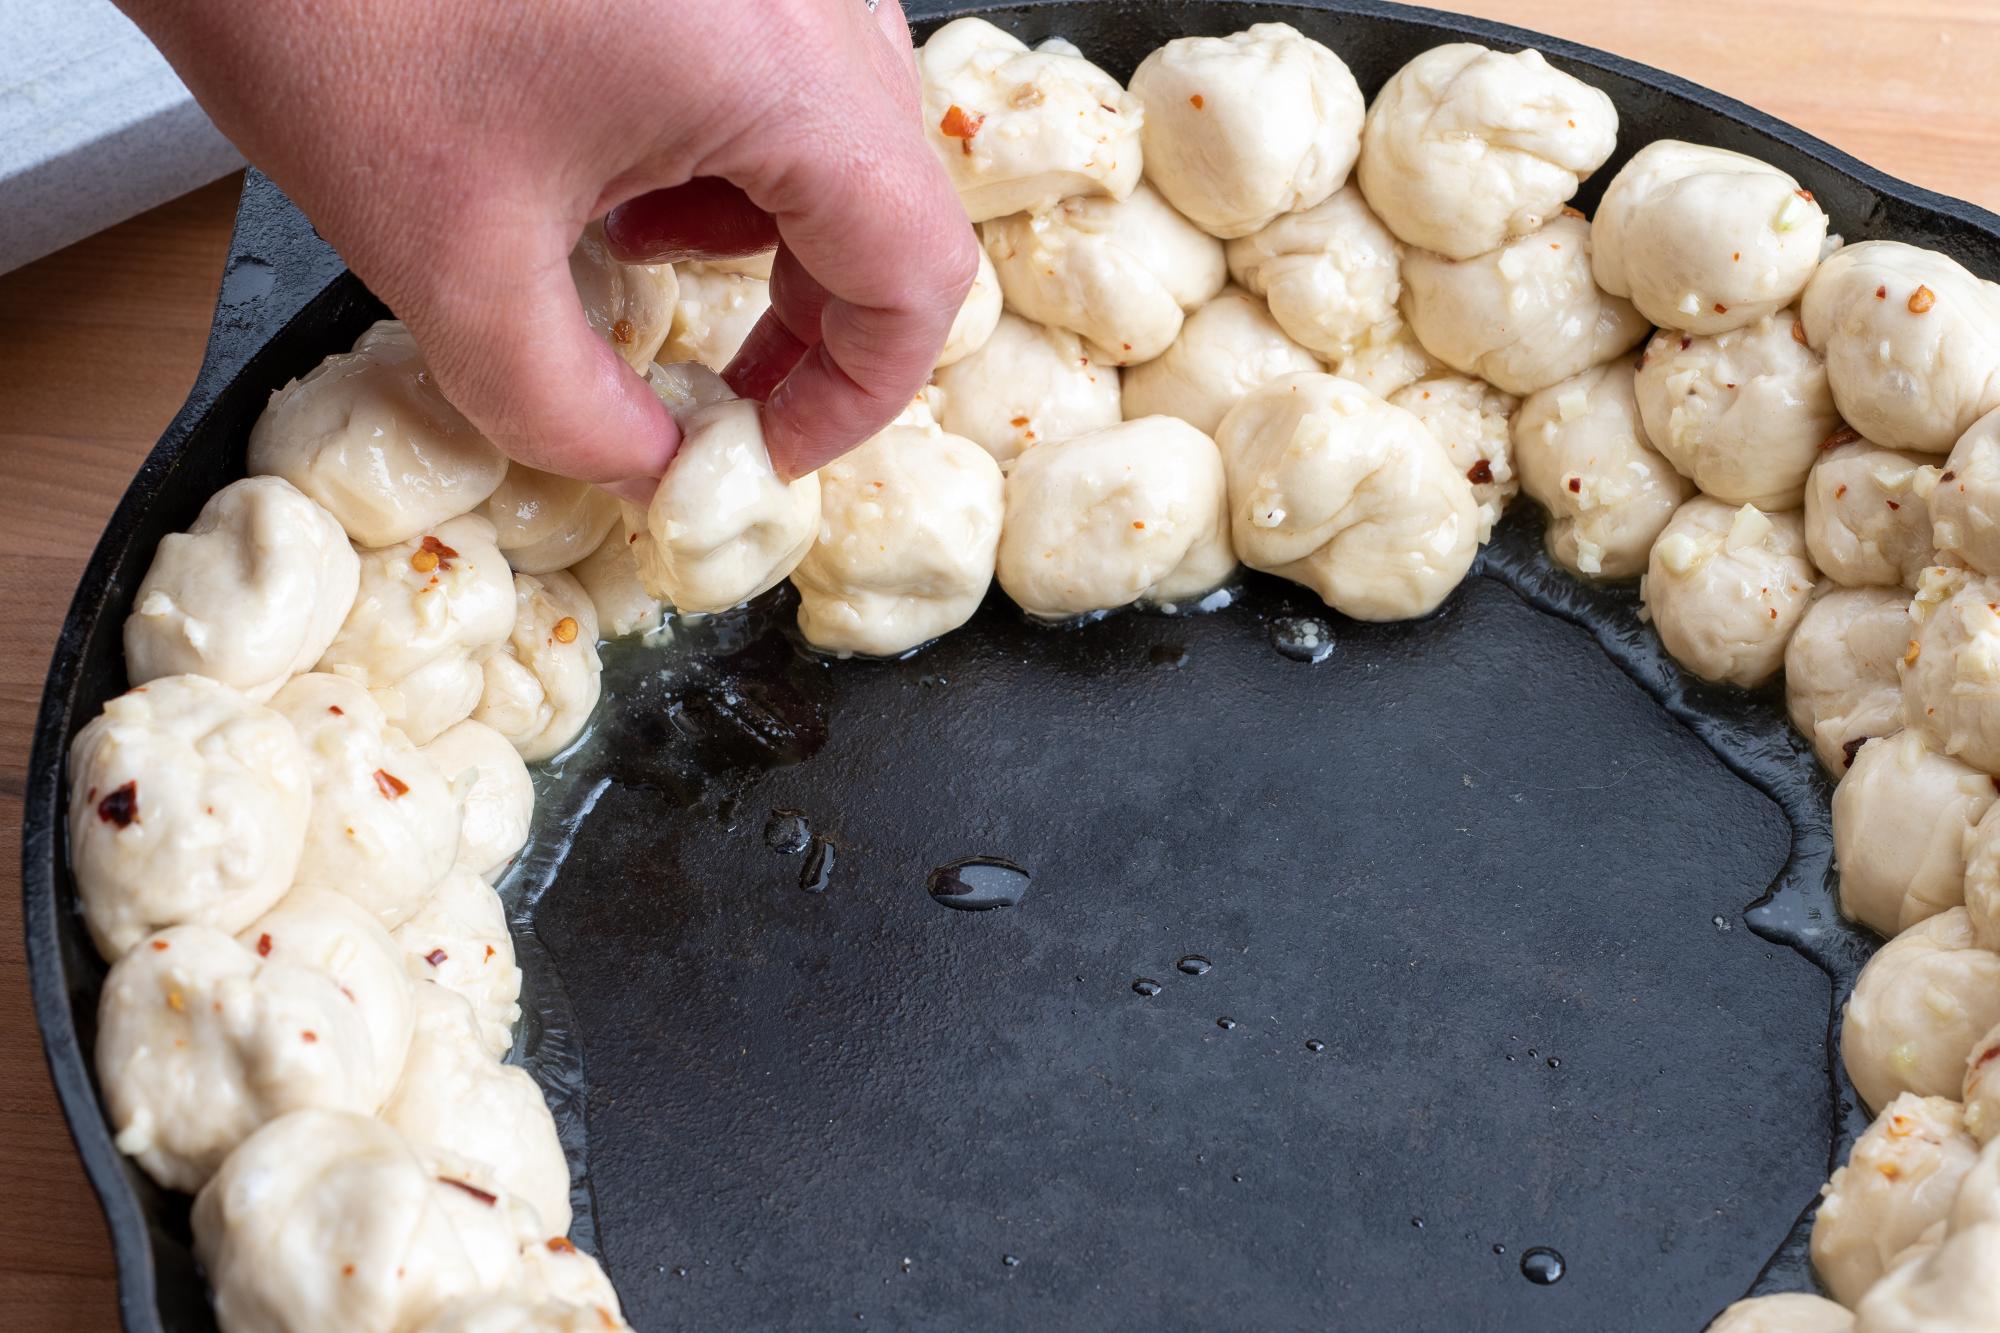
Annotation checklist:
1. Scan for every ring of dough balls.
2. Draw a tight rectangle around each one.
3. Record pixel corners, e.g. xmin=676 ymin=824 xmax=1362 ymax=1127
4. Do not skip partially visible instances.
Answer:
xmin=392 ymin=867 xmax=522 ymax=1059
xmin=1120 ymin=287 xmax=1321 ymax=436
xmin=1833 ymin=731 xmax=1996 ymax=938
xmin=996 ymin=416 xmax=1235 ymax=618
xmin=248 ymin=321 xmax=509 ymax=547
xmin=1929 ymin=406 xmax=2000 ymax=575
xmin=638 ymin=363 xmax=820 ymax=615
xmin=1842 ymin=908 xmax=2000 ymax=1113
xmin=474 ymin=571 xmax=603 ymax=764
xmin=124 ymin=476 xmax=360 ymax=700
xmin=1642 ymin=499 xmax=1816 ymax=688
xmin=1853 ymin=1221 xmax=2000 ymax=1333
xmin=1634 ymin=313 xmax=1840 ymax=510
xmin=982 ymin=182 xmax=1227 ymax=366
xmin=1800 ymin=240 xmax=2000 ymax=454
xmin=1590 ymin=140 xmax=1828 ymax=334
xmin=68 ymin=674 xmax=311 ymax=960
xmin=1902 ymin=565 xmax=2000 ymax=773
xmin=936 ymin=246 xmax=1003 ymax=370
xmin=1810 ymin=1093 xmax=1980 ymax=1307
xmin=1356 ymin=44 xmax=1618 ymax=261
xmin=478 ymin=464 xmax=620 ymax=576
xmin=931 ymin=312 xmax=1122 ymax=463
xmin=567 ymin=517 xmax=665 ymax=640
xmin=1128 ymin=23 xmax=1364 ymax=239
xmin=1223 ymin=186 xmax=1403 ymax=362
xmin=270 ymin=673 xmax=461 ymax=929
xmin=1216 ymin=373 xmax=1477 ymax=621
xmin=917 ymin=18 xmax=1142 ymax=223
xmin=1401 ymin=213 xmax=1650 ymax=396
xmin=1704 ymin=1294 xmax=1854 ymax=1333
xmin=421 ymin=719 xmax=534 ymax=883
xmin=1785 ymin=587 xmax=1914 ymax=775
xmin=791 ymin=423 xmax=1004 ymax=657
xmin=1803 ymin=441 xmax=1935 ymax=589
xmin=1385 ymin=374 xmax=1518 ymax=540
xmin=1333 ymin=322 xmax=1445 ymax=398
xmin=568 ymin=221 xmax=677 ymax=372
xmin=1513 ymin=361 xmax=1693 ymax=579
xmin=663 ymin=262 xmax=771 ymax=372
xmin=95 ymin=924 xmax=380 ymax=1191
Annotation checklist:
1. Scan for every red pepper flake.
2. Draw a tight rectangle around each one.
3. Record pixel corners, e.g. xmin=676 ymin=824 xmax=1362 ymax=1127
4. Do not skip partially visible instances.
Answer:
xmin=1841 ymin=736 xmax=1870 ymax=769
xmin=1820 ymin=426 xmax=1862 ymax=452
xmin=418 ymin=534 xmax=459 ymax=571
xmin=1466 ymin=459 xmax=1494 ymax=485
xmin=547 ymin=1237 xmax=578 ymax=1254
xmin=342 ymin=1264 xmax=356 ymax=1278
xmin=1768 ymin=607 xmax=1778 ymax=620
xmin=424 ymin=948 xmax=448 ymax=967
xmin=1560 ymin=206 xmax=1585 ymax=219
xmin=484 ymin=944 xmax=496 ymax=960
xmin=1834 ymin=484 xmax=1847 ymax=500
xmin=552 ymin=616 xmax=580 ymax=645
xmin=1009 ymin=416 xmax=1030 ymax=428
xmin=1943 ymin=471 xmax=1958 ymax=483
xmin=96 ymin=781 xmax=138 ymax=828
xmin=256 ymin=933 xmax=272 ymax=957
xmin=150 ymin=939 xmax=169 ymax=952
xmin=1131 ymin=520 xmax=1146 ymax=530
xmin=1977 ymin=1043 xmax=2000 ymax=1067
xmin=1886 ymin=499 xmax=1901 ymax=511
xmin=373 ymin=769 xmax=410 ymax=800
xmin=1796 ymin=188 xmax=1816 ymax=203
xmin=1732 ymin=251 xmax=1741 ymax=263
xmin=328 ymin=705 xmax=344 ymax=716
xmin=1679 ymin=335 xmax=1692 ymax=351
xmin=939 ymin=104 xmax=985 ymax=154
xmin=1566 ymin=477 xmax=1582 ymax=494
xmin=301 ymin=1030 xmax=318 ymax=1043
xmin=1188 ymin=94 xmax=1204 ymax=110
xmin=1875 ymin=285 xmax=1888 ymax=300
xmin=439 ymin=1177 xmax=498 ymax=1206
xmin=628 ymin=532 xmax=639 ymax=544
xmin=1909 ymin=285 xmax=1936 ymax=314
xmin=1792 ymin=319 xmax=1808 ymax=345
xmin=1713 ymin=302 xmax=1728 ymax=315
xmin=611 ymin=318 xmax=636 ymax=345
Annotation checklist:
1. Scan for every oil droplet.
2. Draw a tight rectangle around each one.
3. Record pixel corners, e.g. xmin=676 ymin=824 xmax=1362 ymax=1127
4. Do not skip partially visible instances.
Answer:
xmin=1712 ymin=914 xmax=1733 ymax=932
xmin=1410 ymin=1217 xmax=1425 ymax=1230
xmin=673 ymin=1267 xmax=689 ymax=1278
xmin=1176 ymin=954 xmax=1211 ymax=976
xmin=764 ymin=809 xmax=810 ymax=854
xmin=1216 ymin=1016 xmax=1237 ymax=1030
xmin=1491 ymin=1244 xmax=1506 ymax=1256
xmin=1132 ymin=978 xmax=1163 ymax=997
xmin=1521 ymin=1247 xmax=1565 ymax=1285
xmin=1271 ymin=616 xmax=1335 ymax=664
xmin=1001 ymin=1254 xmax=1020 ymax=1268
xmin=926 ymin=857 xmax=1030 ymax=911
xmin=1149 ymin=643 xmax=1188 ymax=668
xmin=1546 ymin=1056 xmax=1561 ymax=1069
xmin=799 ymin=837 xmax=835 ymax=893
xmin=1305 ymin=1039 xmax=1325 ymax=1053
xmin=1231 ymin=1173 xmax=1244 ymax=1183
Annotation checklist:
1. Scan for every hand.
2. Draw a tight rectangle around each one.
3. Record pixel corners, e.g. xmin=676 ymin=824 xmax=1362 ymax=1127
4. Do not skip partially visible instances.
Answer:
xmin=118 ymin=0 xmax=977 ymax=495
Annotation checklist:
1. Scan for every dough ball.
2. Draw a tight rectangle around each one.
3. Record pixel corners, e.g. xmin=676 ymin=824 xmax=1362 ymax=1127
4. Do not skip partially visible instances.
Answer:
xmin=516 ymin=1236 xmax=622 ymax=1316
xmin=662 ymin=262 xmax=771 ymax=372
xmin=270 ymin=673 xmax=460 ymax=929
xmin=124 ymin=476 xmax=360 ymax=700
xmin=1706 ymin=1294 xmax=1854 ymax=1333
xmin=1514 ymin=360 xmax=1693 ymax=579
xmin=1903 ymin=565 xmax=2000 ymax=773
xmin=1810 ymin=1093 xmax=1980 ymax=1307
xmin=1852 ymin=1222 xmax=2000 ymax=1333
xmin=1929 ymin=406 xmax=2000 ymax=575
xmin=1332 ymin=322 xmax=1445 ymax=398
xmin=1120 ymin=286 xmax=1322 ymax=436
xmin=638 ymin=363 xmax=820 ymax=614
xmin=248 ymin=321 xmax=509 ymax=547
xmin=1356 ymin=44 xmax=1618 ymax=260
xmin=568 ymin=221 xmax=676 ymax=371
xmin=1217 ymin=372 xmax=1478 ymax=620
xmin=1634 ymin=313 xmax=1840 ymax=510
xmin=917 ymin=18 xmax=1142 ymax=222
xmin=1786 ymin=587 xmax=1915 ymax=774
xmin=192 ymin=1110 xmax=533 ymax=1333
xmin=792 ymin=423 xmax=1004 ymax=656
xmin=932 ymin=311 xmax=1122 ymax=463
xmin=936 ymin=244 xmax=1003 ymax=369
xmin=473 ymin=571 xmax=603 ymax=763
xmin=1129 ymin=24 xmax=1364 ymax=239
xmin=1842 ymin=908 xmax=2000 ymax=1112
xmin=1804 ymin=441 xmax=1935 ymax=589
xmin=997 ymin=416 xmax=1234 ymax=618
xmin=1591 ymin=141 xmax=1827 ymax=334
xmin=95 ymin=925 xmax=377 ymax=1191
xmin=1967 ymin=1022 xmax=2000 ymax=1144
xmin=1801 ymin=241 xmax=2000 ymax=455
xmin=317 ymin=513 xmax=519 ymax=745
xmin=383 ymin=983 xmax=571 ymax=1235
xmin=1642 ymin=499 xmax=1816 ymax=687
xmin=1224 ymin=185 xmax=1404 ymax=362
xmin=392 ymin=867 xmax=521 ymax=1059
xmin=477 ymin=465 xmax=620 ymax=577
xmin=68 ymin=675 xmax=310 ymax=960
xmin=422 ymin=717 xmax=532 ymax=884
xmin=1955 ymin=1134 xmax=2000 ymax=1230
xmin=982 ymin=181 xmax=1227 ymax=366
xmin=566 ymin=516 xmax=665 ymax=639
xmin=1402 ymin=213 xmax=1650 ymax=396
xmin=1386 ymin=374 xmax=1518 ymax=540
xmin=1834 ymin=731 xmax=1996 ymax=938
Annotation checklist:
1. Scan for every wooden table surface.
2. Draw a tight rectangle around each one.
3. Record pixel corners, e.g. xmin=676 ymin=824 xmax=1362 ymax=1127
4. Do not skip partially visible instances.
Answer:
xmin=2 ymin=3 xmax=1996 ymax=1326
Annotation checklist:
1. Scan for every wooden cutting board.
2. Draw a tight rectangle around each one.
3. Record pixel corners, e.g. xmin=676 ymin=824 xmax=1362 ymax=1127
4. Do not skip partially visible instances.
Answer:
xmin=1 ymin=4 xmax=1995 ymax=1326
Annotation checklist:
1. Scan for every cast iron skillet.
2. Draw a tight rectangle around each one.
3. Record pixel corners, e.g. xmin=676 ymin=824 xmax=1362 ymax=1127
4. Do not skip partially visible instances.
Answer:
xmin=24 ymin=2 xmax=2000 ymax=1329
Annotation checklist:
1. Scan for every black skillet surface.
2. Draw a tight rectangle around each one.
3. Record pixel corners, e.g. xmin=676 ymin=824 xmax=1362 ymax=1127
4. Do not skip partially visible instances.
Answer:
xmin=23 ymin=2 xmax=2000 ymax=1330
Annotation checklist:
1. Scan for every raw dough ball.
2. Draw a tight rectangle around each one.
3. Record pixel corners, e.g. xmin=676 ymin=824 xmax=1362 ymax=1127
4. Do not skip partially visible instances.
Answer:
xmin=248 ymin=321 xmax=509 ymax=547
xmin=124 ymin=476 xmax=360 ymax=700
xmin=568 ymin=221 xmax=676 ymax=371
xmin=1216 ymin=372 xmax=1478 ymax=620
xmin=1834 ymin=731 xmax=1996 ymax=938
xmin=662 ymin=262 xmax=771 ymax=372
xmin=1591 ymin=140 xmax=1827 ymax=334
xmin=1385 ymin=374 xmax=1518 ymax=540
xmin=638 ymin=363 xmax=820 ymax=614
xmin=95 ymin=925 xmax=377 ymax=1191
xmin=936 ymin=245 xmax=1003 ymax=369
xmin=192 ymin=1110 xmax=532 ymax=1333
xmin=982 ymin=181 xmax=1227 ymax=366
xmin=1786 ymin=587 xmax=1915 ymax=774
xmin=1120 ymin=286 xmax=1321 ymax=436
xmin=1853 ymin=1222 xmax=2000 ymax=1333
xmin=1929 ymin=406 xmax=2000 ymax=575
xmin=383 ymin=983 xmax=571 ymax=1235
xmin=1967 ymin=1023 xmax=2000 ymax=1144
xmin=316 ymin=513 xmax=519 ymax=745
xmin=392 ymin=867 xmax=521 ymax=1058
xmin=474 ymin=571 xmax=603 ymax=763
xmin=1706 ymin=1294 xmax=1854 ymax=1333
xmin=1810 ymin=1093 xmax=1980 ymax=1307
xmin=1128 ymin=24 xmax=1364 ymax=239
xmin=566 ymin=518 xmax=665 ymax=639
xmin=478 ymin=464 xmax=620 ymax=577
xmin=996 ymin=416 xmax=1234 ymax=618
xmin=1903 ymin=565 xmax=2000 ymax=773
xmin=918 ymin=18 xmax=1142 ymax=222
xmin=270 ymin=673 xmax=460 ymax=929
xmin=931 ymin=311 xmax=1122 ymax=463
xmin=516 ymin=1237 xmax=622 ymax=1316
xmin=792 ymin=424 xmax=1004 ymax=656
xmin=1402 ymin=213 xmax=1650 ymax=396
xmin=1642 ymin=499 xmax=1816 ymax=687
xmin=422 ymin=718 xmax=532 ymax=882
xmin=1634 ymin=313 xmax=1840 ymax=510
xmin=1842 ymin=908 xmax=2000 ymax=1112
xmin=1333 ymin=322 xmax=1444 ymax=398
xmin=1224 ymin=185 xmax=1403 ymax=362
xmin=1356 ymin=44 xmax=1618 ymax=260
xmin=1514 ymin=360 xmax=1693 ymax=579
xmin=68 ymin=675 xmax=310 ymax=960
xmin=1804 ymin=441 xmax=1935 ymax=589
xmin=1801 ymin=241 xmax=2000 ymax=455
